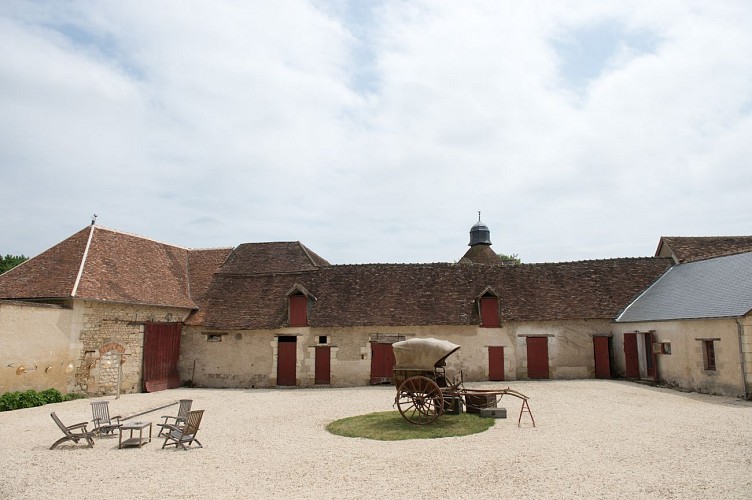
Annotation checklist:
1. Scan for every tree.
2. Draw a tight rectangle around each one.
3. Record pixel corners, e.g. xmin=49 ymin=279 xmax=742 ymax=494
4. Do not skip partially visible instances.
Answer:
xmin=497 ymin=253 xmax=521 ymax=265
xmin=0 ymin=254 xmax=28 ymax=274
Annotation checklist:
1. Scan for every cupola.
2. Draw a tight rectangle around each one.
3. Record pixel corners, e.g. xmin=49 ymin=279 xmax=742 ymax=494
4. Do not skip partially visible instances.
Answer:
xmin=469 ymin=214 xmax=492 ymax=246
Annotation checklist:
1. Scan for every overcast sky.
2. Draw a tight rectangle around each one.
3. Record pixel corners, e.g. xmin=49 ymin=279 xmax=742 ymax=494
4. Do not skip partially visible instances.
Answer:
xmin=2 ymin=1 xmax=751 ymax=265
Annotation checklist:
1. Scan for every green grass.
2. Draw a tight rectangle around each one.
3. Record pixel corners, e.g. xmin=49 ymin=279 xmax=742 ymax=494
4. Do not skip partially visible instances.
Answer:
xmin=326 ymin=411 xmax=495 ymax=441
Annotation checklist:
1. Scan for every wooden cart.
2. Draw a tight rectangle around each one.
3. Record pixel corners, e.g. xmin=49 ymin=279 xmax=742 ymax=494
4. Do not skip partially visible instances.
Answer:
xmin=392 ymin=338 xmax=535 ymax=426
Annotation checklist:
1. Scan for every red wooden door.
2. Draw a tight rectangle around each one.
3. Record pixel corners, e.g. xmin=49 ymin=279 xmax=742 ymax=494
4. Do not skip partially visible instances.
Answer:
xmin=593 ymin=336 xmax=612 ymax=379
xmin=289 ymin=295 xmax=308 ymax=326
xmin=277 ymin=337 xmax=297 ymax=386
xmin=480 ymin=297 xmax=500 ymax=327
xmin=526 ymin=337 xmax=549 ymax=379
xmin=315 ymin=346 xmax=331 ymax=385
xmin=370 ymin=342 xmax=396 ymax=384
xmin=624 ymin=333 xmax=639 ymax=378
xmin=488 ymin=346 xmax=505 ymax=381
xmin=143 ymin=322 xmax=182 ymax=392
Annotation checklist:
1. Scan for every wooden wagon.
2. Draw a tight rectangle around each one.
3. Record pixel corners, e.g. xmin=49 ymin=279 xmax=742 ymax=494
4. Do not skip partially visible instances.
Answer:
xmin=392 ymin=338 xmax=535 ymax=426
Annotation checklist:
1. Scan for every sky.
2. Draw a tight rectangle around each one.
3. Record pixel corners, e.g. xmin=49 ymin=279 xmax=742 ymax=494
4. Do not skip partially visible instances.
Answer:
xmin=1 ymin=1 xmax=752 ymax=265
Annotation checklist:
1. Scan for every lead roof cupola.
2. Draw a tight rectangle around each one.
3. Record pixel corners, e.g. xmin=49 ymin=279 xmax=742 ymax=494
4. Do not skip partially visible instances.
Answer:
xmin=469 ymin=214 xmax=492 ymax=246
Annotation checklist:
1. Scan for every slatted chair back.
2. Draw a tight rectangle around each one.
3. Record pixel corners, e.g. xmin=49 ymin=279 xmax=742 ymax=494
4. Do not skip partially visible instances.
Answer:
xmin=176 ymin=399 xmax=193 ymax=421
xmin=90 ymin=401 xmax=121 ymax=435
xmin=183 ymin=409 xmax=203 ymax=436
xmin=51 ymin=412 xmax=72 ymax=436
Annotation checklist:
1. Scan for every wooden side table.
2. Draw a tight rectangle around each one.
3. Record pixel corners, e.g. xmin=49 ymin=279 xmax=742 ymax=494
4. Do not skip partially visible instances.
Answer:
xmin=118 ymin=421 xmax=152 ymax=449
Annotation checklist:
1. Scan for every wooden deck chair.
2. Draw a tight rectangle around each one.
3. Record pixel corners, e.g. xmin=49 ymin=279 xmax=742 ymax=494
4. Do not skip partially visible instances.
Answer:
xmin=90 ymin=401 xmax=122 ymax=436
xmin=158 ymin=399 xmax=192 ymax=437
xmin=50 ymin=412 xmax=95 ymax=449
xmin=161 ymin=410 xmax=204 ymax=450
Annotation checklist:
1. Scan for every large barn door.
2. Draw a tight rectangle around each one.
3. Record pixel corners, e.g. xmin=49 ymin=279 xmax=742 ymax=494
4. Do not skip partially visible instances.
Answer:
xmin=277 ymin=336 xmax=297 ymax=386
xmin=526 ymin=337 xmax=549 ymax=379
xmin=370 ymin=342 xmax=396 ymax=384
xmin=624 ymin=333 xmax=639 ymax=378
xmin=593 ymin=336 xmax=612 ymax=379
xmin=488 ymin=346 xmax=505 ymax=381
xmin=143 ymin=322 xmax=182 ymax=393
xmin=315 ymin=346 xmax=331 ymax=385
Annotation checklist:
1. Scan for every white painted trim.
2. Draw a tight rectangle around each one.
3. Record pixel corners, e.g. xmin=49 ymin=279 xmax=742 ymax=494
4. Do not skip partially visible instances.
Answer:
xmin=71 ymin=225 xmax=96 ymax=297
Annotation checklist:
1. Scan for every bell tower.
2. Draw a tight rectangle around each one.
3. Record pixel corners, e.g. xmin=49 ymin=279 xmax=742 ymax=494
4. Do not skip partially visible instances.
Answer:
xmin=459 ymin=212 xmax=502 ymax=264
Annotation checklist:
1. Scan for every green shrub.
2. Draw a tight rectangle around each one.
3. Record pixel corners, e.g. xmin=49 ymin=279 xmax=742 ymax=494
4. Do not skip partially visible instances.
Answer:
xmin=39 ymin=388 xmax=64 ymax=404
xmin=0 ymin=389 xmax=84 ymax=411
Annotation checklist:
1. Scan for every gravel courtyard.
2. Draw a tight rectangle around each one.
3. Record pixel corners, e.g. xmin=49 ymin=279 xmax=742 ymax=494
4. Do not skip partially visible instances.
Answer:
xmin=1 ymin=380 xmax=750 ymax=499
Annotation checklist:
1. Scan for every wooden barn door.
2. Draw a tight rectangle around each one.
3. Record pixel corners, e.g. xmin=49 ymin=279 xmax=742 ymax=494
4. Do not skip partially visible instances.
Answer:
xmin=315 ymin=346 xmax=331 ymax=385
xmin=277 ymin=336 xmax=297 ymax=386
xmin=370 ymin=342 xmax=396 ymax=384
xmin=526 ymin=337 xmax=549 ymax=379
xmin=488 ymin=346 xmax=505 ymax=381
xmin=143 ymin=322 xmax=182 ymax=392
xmin=624 ymin=333 xmax=639 ymax=378
xmin=593 ymin=336 xmax=612 ymax=379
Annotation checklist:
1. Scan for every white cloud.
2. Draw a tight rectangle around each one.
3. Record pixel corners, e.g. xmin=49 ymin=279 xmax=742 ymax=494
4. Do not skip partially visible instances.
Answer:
xmin=1 ymin=1 xmax=751 ymax=264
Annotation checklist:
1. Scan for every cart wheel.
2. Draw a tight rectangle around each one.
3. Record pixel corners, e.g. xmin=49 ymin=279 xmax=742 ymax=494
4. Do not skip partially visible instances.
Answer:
xmin=396 ymin=376 xmax=444 ymax=425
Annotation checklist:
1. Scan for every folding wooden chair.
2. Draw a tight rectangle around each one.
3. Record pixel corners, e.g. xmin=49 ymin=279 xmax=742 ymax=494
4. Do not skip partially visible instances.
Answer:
xmin=50 ymin=412 xmax=95 ymax=449
xmin=161 ymin=410 xmax=204 ymax=450
xmin=158 ymin=399 xmax=192 ymax=437
xmin=90 ymin=401 xmax=122 ymax=436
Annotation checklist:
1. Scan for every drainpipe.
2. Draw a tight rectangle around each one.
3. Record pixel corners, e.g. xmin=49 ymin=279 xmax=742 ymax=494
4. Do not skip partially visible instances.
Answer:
xmin=737 ymin=318 xmax=749 ymax=400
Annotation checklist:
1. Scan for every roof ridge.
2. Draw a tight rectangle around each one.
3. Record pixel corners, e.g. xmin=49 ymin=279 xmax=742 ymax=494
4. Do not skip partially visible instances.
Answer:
xmin=71 ymin=225 xmax=96 ymax=297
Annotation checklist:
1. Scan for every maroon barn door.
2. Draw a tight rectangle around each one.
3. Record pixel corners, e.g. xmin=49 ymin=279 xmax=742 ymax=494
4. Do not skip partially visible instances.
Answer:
xmin=526 ymin=337 xmax=549 ymax=379
xmin=624 ymin=333 xmax=639 ymax=378
xmin=315 ymin=346 xmax=331 ymax=385
xmin=370 ymin=342 xmax=396 ymax=384
xmin=143 ymin=322 xmax=182 ymax=393
xmin=277 ymin=336 xmax=297 ymax=386
xmin=593 ymin=336 xmax=612 ymax=379
xmin=488 ymin=346 xmax=505 ymax=381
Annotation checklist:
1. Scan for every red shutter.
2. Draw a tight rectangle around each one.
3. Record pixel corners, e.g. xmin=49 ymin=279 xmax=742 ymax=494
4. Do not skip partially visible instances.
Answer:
xmin=315 ymin=346 xmax=331 ymax=385
xmin=277 ymin=338 xmax=297 ymax=386
xmin=289 ymin=295 xmax=308 ymax=326
xmin=624 ymin=333 xmax=639 ymax=378
xmin=526 ymin=337 xmax=549 ymax=379
xmin=593 ymin=336 xmax=611 ymax=379
xmin=480 ymin=297 xmax=500 ymax=327
xmin=488 ymin=346 xmax=505 ymax=381
xmin=370 ymin=343 xmax=396 ymax=384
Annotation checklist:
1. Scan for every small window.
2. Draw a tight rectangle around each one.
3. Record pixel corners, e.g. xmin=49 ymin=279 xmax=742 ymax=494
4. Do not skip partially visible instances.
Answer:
xmin=702 ymin=340 xmax=716 ymax=371
xmin=207 ymin=334 xmax=222 ymax=342
xmin=318 ymin=335 xmax=328 ymax=344
xmin=480 ymin=295 xmax=500 ymax=327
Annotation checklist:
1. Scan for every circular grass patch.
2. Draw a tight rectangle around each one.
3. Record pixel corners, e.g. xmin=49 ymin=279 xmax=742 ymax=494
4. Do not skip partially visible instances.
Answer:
xmin=326 ymin=411 xmax=495 ymax=441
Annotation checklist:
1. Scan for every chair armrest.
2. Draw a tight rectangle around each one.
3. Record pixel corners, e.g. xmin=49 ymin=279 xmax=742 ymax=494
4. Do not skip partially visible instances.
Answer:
xmin=68 ymin=422 xmax=90 ymax=431
xmin=157 ymin=423 xmax=181 ymax=433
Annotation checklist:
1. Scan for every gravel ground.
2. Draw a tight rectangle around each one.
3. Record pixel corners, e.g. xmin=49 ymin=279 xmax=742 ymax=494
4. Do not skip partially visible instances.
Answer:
xmin=1 ymin=379 xmax=751 ymax=499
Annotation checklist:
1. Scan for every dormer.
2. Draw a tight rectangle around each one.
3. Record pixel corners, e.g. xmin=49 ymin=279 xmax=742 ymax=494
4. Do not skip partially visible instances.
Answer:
xmin=477 ymin=286 xmax=500 ymax=327
xmin=287 ymin=284 xmax=315 ymax=327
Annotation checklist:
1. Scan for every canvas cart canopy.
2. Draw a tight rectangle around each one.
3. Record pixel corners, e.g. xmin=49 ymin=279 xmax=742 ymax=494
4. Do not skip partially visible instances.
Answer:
xmin=392 ymin=338 xmax=461 ymax=371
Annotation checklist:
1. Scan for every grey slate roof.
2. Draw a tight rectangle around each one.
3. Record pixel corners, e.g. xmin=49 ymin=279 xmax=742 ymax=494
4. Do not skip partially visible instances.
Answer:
xmin=616 ymin=251 xmax=752 ymax=322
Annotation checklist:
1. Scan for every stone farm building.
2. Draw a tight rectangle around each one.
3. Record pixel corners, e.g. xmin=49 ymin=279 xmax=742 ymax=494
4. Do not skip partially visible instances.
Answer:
xmin=1 ymin=222 xmax=751 ymax=399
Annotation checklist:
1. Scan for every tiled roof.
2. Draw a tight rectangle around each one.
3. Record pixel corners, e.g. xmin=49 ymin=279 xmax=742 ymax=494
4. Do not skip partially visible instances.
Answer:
xmin=218 ymin=242 xmax=330 ymax=275
xmin=0 ymin=226 xmax=198 ymax=309
xmin=458 ymin=244 xmax=503 ymax=264
xmin=200 ymin=257 xmax=672 ymax=329
xmin=0 ymin=227 xmax=90 ymax=298
xmin=657 ymin=236 xmax=752 ymax=263
xmin=617 ymin=251 xmax=752 ymax=322
xmin=184 ymin=248 xmax=234 ymax=325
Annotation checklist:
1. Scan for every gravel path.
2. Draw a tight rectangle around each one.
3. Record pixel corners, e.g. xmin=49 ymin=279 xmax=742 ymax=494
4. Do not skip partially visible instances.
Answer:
xmin=1 ymin=380 xmax=751 ymax=499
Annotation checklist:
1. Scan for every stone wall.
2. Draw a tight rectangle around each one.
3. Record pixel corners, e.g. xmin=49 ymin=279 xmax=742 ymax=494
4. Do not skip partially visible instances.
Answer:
xmin=74 ymin=301 xmax=191 ymax=396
